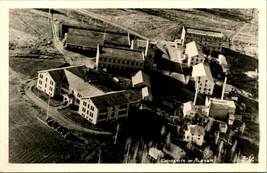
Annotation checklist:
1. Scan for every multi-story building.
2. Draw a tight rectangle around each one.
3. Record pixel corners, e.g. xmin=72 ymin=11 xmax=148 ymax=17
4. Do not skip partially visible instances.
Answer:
xmin=205 ymin=97 xmax=236 ymax=118
xmin=192 ymin=63 xmax=215 ymax=95
xmin=131 ymin=39 xmax=156 ymax=70
xmin=184 ymin=124 xmax=205 ymax=146
xmin=182 ymin=101 xmax=197 ymax=119
xmin=185 ymin=41 xmax=205 ymax=67
xmin=96 ymin=45 xmax=145 ymax=71
xmin=132 ymin=70 xmax=151 ymax=88
xmin=78 ymin=91 xmax=129 ymax=125
xmin=181 ymin=26 xmax=228 ymax=52
xmin=37 ymin=66 xmax=105 ymax=106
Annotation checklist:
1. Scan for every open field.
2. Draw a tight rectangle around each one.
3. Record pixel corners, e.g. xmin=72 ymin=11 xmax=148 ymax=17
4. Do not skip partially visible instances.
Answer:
xmin=8 ymin=9 xmax=102 ymax=163
xmin=8 ymin=8 xmax=259 ymax=163
xmin=78 ymin=9 xmax=258 ymax=57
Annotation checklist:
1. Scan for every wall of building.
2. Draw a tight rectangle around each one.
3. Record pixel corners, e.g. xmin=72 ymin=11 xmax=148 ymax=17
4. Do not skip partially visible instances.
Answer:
xmin=97 ymin=54 xmax=144 ymax=71
xmin=37 ymin=72 xmax=56 ymax=97
xmin=195 ymin=76 xmax=214 ymax=95
xmin=188 ymin=55 xmax=205 ymax=67
xmin=185 ymin=33 xmax=224 ymax=52
xmin=78 ymin=98 xmax=98 ymax=124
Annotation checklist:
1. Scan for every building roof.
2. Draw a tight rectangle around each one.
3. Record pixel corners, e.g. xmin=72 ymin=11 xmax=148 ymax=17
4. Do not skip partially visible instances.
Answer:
xmin=218 ymin=54 xmax=228 ymax=67
xmin=163 ymin=143 xmax=186 ymax=160
xmin=187 ymin=124 xmax=205 ymax=136
xmin=64 ymin=70 xmax=104 ymax=97
xmin=100 ymin=46 xmax=144 ymax=61
xmin=141 ymin=86 xmax=152 ymax=99
xmin=168 ymin=72 xmax=189 ymax=84
xmin=183 ymin=101 xmax=195 ymax=112
xmin=47 ymin=69 xmax=67 ymax=84
xmin=206 ymin=97 xmax=236 ymax=117
xmin=104 ymin=32 xmax=130 ymax=47
xmin=185 ymin=27 xmax=224 ymax=38
xmin=192 ymin=63 xmax=214 ymax=82
xmin=39 ymin=65 xmax=87 ymax=84
xmin=132 ymin=70 xmax=151 ymax=87
xmin=148 ymin=148 xmax=164 ymax=160
xmin=185 ymin=41 xmax=205 ymax=59
xmin=90 ymin=91 xmax=129 ymax=109
xmin=66 ymin=34 xmax=103 ymax=48
xmin=167 ymin=46 xmax=184 ymax=63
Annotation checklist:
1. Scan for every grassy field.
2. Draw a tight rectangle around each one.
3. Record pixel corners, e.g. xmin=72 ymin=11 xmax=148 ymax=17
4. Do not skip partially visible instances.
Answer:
xmin=8 ymin=9 xmax=101 ymax=163
xmin=82 ymin=8 xmax=258 ymax=57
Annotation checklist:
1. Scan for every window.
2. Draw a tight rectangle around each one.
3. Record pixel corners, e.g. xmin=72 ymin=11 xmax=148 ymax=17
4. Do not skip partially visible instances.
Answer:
xmin=136 ymin=62 xmax=139 ymax=66
xmin=113 ymin=59 xmax=116 ymax=63
xmin=46 ymin=78 xmax=48 ymax=82
xmin=120 ymin=104 xmax=127 ymax=109
xmin=109 ymin=58 xmax=111 ymax=62
xmin=50 ymin=81 xmax=53 ymax=85
xmin=104 ymin=58 xmax=107 ymax=62
xmin=77 ymin=99 xmax=80 ymax=105
xmin=118 ymin=110 xmax=127 ymax=115
xmin=198 ymin=138 xmax=200 ymax=140
xmin=126 ymin=61 xmax=129 ymax=65
xmin=99 ymin=108 xmax=107 ymax=114
xmin=131 ymin=61 xmax=134 ymax=65
xmin=87 ymin=110 xmax=89 ymax=115
xmin=45 ymin=84 xmax=47 ymax=88
xmin=88 ymin=104 xmax=90 ymax=108
xmin=91 ymin=106 xmax=94 ymax=111
xmin=39 ymin=80 xmax=42 ymax=85
xmin=82 ymin=107 xmax=86 ymax=112
xmin=98 ymin=113 xmax=107 ymax=120
xmin=89 ymin=112 xmax=94 ymax=117
xmin=83 ymin=101 xmax=87 ymax=106
xmin=118 ymin=60 xmax=121 ymax=64
xmin=40 ymin=74 xmax=43 ymax=79
xmin=122 ymin=60 xmax=125 ymax=64
xmin=89 ymin=118 xmax=92 ymax=122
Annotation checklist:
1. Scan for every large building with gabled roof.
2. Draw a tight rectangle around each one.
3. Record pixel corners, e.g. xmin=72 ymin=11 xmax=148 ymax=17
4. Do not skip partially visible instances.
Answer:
xmin=192 ymin=63 xmax=215 ymax=95
xmin=180 ymin=26 xmax=228 ymax=52
xmin=37 ymin=65 xmax=105 ymax=106
xmin=78 ymin=91 xmax=129 ymax=124
xmin=185 ymin=41 xmax=205 ymax=67
xmin=96 ymin=45 xmax=145 ymax=71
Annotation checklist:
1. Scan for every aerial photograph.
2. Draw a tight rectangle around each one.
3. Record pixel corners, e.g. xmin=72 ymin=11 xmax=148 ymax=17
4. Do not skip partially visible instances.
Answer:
xmin=8 ymin=8 xmax=260 ymax=165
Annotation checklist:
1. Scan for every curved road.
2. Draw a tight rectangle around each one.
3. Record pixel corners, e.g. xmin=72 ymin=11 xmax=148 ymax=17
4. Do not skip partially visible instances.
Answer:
xmin=24 ymin=79 xmax=112 ymax=136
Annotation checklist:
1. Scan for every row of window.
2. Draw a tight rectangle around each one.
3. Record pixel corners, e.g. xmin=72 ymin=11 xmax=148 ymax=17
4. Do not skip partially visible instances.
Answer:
xmin=100 ymin=57 xmax=143 ymax=66
xmin=100 ymin=63 xmax=143 ymax=70
xmin=188 ymin=34 xmax=223 ymax=42
xmin=82 ymin=101 xmax=94 ymax=111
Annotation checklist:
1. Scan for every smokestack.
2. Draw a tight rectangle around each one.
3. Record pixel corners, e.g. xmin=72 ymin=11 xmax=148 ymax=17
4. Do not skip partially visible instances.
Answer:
xmin=130 ymin=40 xmax=134 ymax=50
xmin=193 ymin=83 xmax=199 ymax=105
xmin=145 ymin=39 xmax=149 ymax=57
xmin=221 ymin=72 xmax=228 ymax=100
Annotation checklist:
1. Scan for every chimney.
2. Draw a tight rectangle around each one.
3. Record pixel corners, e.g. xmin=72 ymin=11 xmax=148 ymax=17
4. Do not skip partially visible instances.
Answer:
xmin=145 ymin=39 xmax=149 ymax=57
xmin=193 ymin=83 xmax=199 ymax=105
xmin=130 ymin=40 xmax=134 ymax=50
xmin=221 ymin=72 xmax=228 ymax=100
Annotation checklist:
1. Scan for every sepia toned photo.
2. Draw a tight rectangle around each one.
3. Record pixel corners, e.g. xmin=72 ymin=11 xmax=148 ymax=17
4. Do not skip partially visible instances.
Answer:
xmin=1 ymin=1 xmax=266 ymax=172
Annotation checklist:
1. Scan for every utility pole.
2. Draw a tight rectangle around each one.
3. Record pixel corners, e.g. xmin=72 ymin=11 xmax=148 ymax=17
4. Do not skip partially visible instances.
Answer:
xmin=46 ymin=96 xmax=51 ymax=120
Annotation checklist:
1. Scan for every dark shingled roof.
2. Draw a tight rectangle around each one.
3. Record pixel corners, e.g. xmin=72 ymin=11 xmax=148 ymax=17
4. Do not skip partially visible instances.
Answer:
xmin=66 ymin=34 xmax=103 ymax=48
xmin=48 ymin=69 xmax=68 ymax=84
xmin=90 ymin=91 xmax=129 ymax=108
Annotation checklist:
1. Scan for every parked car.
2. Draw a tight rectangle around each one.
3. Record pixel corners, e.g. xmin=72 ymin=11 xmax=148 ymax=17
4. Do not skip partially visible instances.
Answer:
xmin=51 ymin=122 xmax=60 ymax=129
xmin=47 ymin=120 xmax=55 ymax=127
